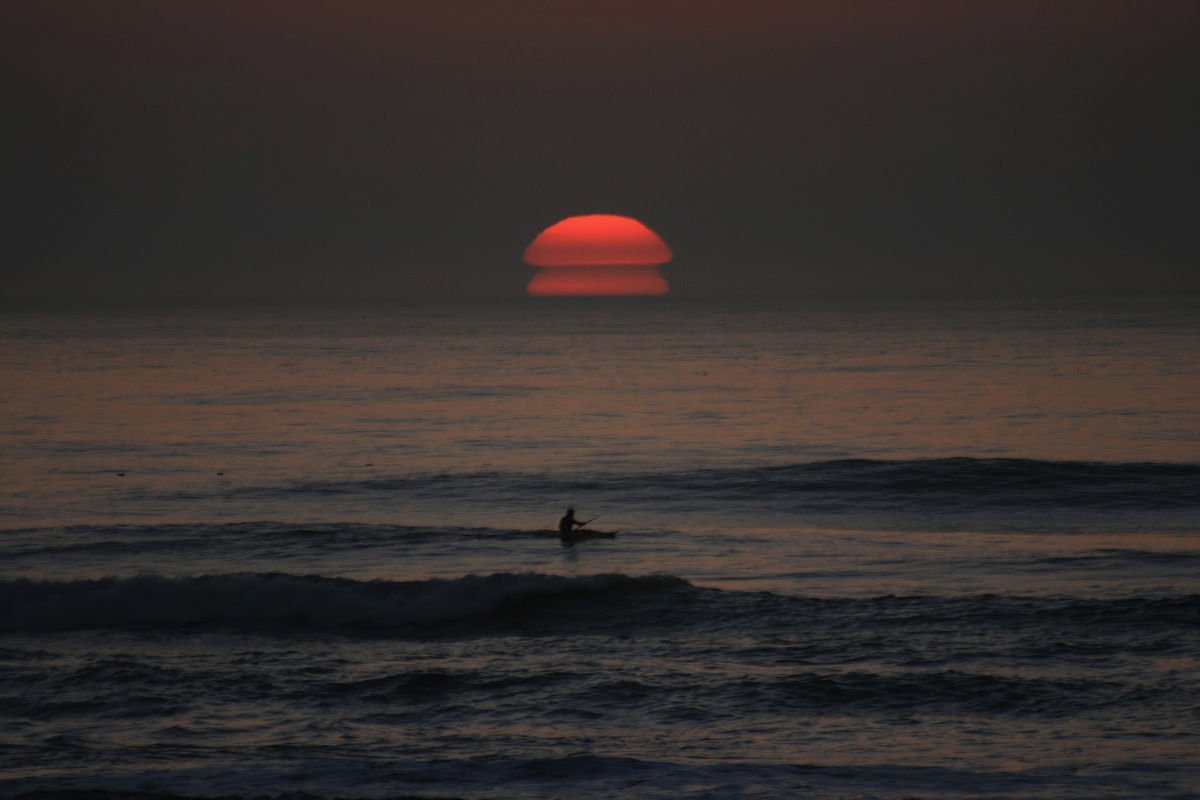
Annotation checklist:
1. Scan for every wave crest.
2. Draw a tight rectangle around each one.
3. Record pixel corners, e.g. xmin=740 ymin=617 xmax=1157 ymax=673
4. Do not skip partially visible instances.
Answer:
xmin=0 ymin=572 xmax=692 ymax=634
xmin=224 ymin=457 xmax=1200 ymax=516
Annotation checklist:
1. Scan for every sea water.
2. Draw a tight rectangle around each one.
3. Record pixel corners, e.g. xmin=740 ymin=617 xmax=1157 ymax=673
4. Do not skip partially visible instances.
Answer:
xmin=1 ymin=295 xmax=1198 ymax=799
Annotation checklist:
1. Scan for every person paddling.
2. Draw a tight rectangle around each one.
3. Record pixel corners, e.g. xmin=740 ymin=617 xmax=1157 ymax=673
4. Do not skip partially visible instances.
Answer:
xmin=558 ymin=508 xmax=594 ymax=540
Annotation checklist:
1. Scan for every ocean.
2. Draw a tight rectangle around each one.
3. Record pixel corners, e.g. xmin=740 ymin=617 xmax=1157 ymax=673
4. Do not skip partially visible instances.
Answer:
xmin=1 ymin=295 xmax=1198 ymax=799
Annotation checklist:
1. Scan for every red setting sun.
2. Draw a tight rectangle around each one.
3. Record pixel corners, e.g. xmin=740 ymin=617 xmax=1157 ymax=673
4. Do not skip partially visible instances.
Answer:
xmin=524 ymin=214 xmax=673 ymax=296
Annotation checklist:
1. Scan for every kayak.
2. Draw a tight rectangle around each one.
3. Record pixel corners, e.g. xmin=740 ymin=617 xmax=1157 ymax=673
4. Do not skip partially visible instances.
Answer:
xmin=560 ymin=529 xmax=618 ymax=543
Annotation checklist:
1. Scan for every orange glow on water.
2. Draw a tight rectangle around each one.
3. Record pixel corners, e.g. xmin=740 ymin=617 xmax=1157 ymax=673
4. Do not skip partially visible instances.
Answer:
xmin=524 ymin=214 xmax=673 ymax=296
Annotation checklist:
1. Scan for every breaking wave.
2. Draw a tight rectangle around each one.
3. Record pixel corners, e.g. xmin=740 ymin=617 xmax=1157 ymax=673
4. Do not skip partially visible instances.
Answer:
xmin=4 ymin=571 xmax=1197 ymax=638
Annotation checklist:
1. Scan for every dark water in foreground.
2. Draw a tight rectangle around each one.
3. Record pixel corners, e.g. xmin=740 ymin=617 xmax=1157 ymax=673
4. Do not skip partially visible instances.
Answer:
xmin=1 ymin=296 xmax=1198 ymax=798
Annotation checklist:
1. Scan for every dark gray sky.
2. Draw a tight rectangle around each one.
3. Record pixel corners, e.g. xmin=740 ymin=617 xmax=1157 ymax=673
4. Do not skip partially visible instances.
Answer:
xmin=3 ymin=1 xmax=1198 ymax=302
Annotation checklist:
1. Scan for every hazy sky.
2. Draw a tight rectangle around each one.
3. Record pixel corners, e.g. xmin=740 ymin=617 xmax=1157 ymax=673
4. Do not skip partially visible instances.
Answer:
xmin=3 ymin=1 xmax=1198 ymax=302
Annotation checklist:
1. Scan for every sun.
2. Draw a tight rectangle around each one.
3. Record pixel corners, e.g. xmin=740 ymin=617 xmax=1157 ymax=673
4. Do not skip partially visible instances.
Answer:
xmin=524 ymin=214 xmax=673 ymax=296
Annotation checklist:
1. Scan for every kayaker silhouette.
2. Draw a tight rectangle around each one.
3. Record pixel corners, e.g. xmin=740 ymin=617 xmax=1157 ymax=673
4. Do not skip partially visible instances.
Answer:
xmin=558 ymin=508 xmax=595 ymax=540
